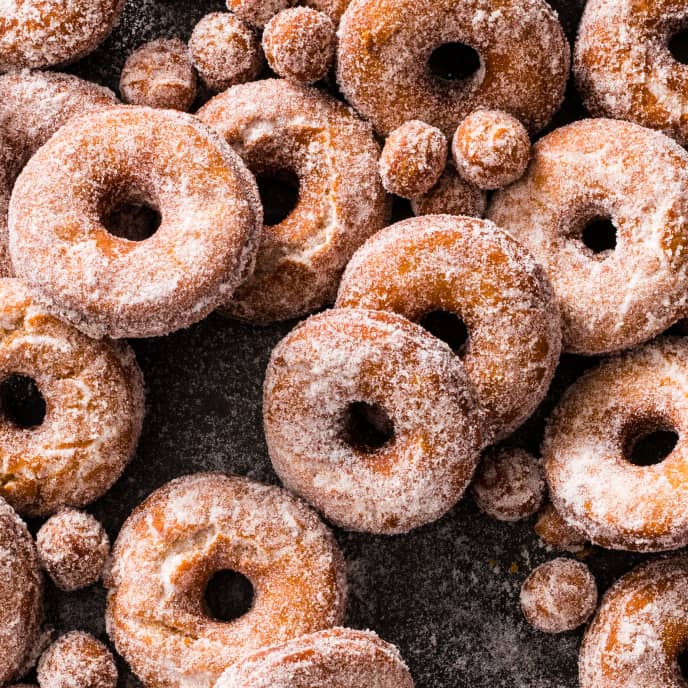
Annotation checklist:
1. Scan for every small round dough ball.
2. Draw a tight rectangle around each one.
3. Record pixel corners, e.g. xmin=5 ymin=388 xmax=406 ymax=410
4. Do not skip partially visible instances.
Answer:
xmin=471 ymin=447 xmax=545 ymax=522
xmin=535 ymin=503 xmax=588 ymax=553
xmin=37 ymin=632 xmax=117 ymax=688
xmin=36 ymin=509 xmax=110 ymax=592
xmin=380 ymin=120 xmax=448 ymax=199
xmin=189 ymin=12 xmax=264 ymax=92
xmin=520 ymin=558 xmax=597 ymax=633
xmin=119 ymin=39 xmax=197 ymax=111
xmin=226 ymin=0 xmax=295 ymax=28
xmin=453 ymin=109 xmax=531 ymax=190
xmin=263 ymin=7 xmax=335 ymax=84
xmin=411 ymin=163 xmax=486 ymax=218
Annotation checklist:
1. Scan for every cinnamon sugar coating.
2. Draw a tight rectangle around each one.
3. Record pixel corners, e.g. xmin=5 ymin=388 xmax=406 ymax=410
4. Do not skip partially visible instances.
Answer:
xmin=303 ymin=0 xmax=350 ymax=22
xmin=489 ymin=118 xmax=688 ymax=355
xmin=336 ymin=216 xmax=561 ymax=441
xmin=198 ymin=79 xmax=389 ymax=323
xmin=535 ymin=503 xmax=587 ymax=554
xmin=105 ymin=473 xmax=346 ymax=688
xmin=263 ymin=308 xmax=485 ymax=534
xmin=216 ymin=628 xmax=414 ymax=687
xmin=226 ymin=0 xmax=295 ymax=28
xmin=410 ymin=164 xmax=486 ymax=218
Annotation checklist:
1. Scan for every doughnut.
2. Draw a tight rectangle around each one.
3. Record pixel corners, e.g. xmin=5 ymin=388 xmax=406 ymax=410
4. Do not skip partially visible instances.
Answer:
xmin=37 ymin=632 xmax=117 ymax=688
xmin=227 ymin=0 xmax=295 ymax=28
xmin=9 ymin=106 xmax=262 ymax=339
xmin=105 ymin=473 xmax=347 ymax=688
xmin=0 ymin=0 xmax=124 ymax=72
xmin=579 ymin=556 xmax=688 ymax=688
xmin=379 ymin=120 xmax=447 ymax=199
xmin=197 ymin=79 xmax=389 ymax=323
xmin=452 ymin=109 xmax=531 ymax=190
xmin=215 ymin=628 xmax=414 ymax=687
xmin=0 ymin=278 xmax=144 ymax=516
xmin=119 ymin=39 xmax=197 ymax=111
xmin=189 ymin=13 xmax=263 ymax=93
xmin=303 ymin=0 xmax=350 ymax=22
xmin=488 ymin=118 xmax=688 ymax=355
xmin=263 ymin=308 xmax=484 ymax=534
xmin=544 ymin=337 xmax=688 ymax=552
xmin=262 ymin=8 xmax=335 ymax=84
xmin=520 ymin=558 xmax=597 ymax=634
xmin=336 ymin=0 xmax=570 ymax=137
xmin=36 ymin=509 xmax=110 ymax=592
xmin=0 ymin=497 xmax=42 ymax=685
xmin=534 ymin=503 xmax=587 ymax=553
xmin=0 ymin=70 xmax=117 ymax=278
xmin=335 ymin=215 xmax=561 ymax=441
xmin=574 ymin=0 xmax=688 ymax=146
xmin=471 ymin=447 xmax=545 ymax=522
xmin=410 ymin=163 xmax=486 ymax=218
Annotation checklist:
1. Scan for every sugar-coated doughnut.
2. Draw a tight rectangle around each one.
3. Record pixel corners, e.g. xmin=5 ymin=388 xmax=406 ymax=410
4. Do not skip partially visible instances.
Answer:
xmin=198 ymin=79 xmax=389 ymax=323
xmin=119 ymin=39 xmax=197 ymax=111
xmin=574 ymin=0 xmax=688 ymax=146
xmin=336 ymin=0 xmax=570 ymax=137
xmin=0 ymin=279 xmax=144 ymax=516
xmin=0 ymin=0 xmax=124 ymax=72
xmin=303 ymin=0 xmax=350 ymax=21
xmin=215 ymin=628 xmax=414 ymax=688
xmin=0 ymin=497 xmax=42 ymax=685
xmin=535 ymin=503 xmax=587 ymax=554
xmin=580 ymin=556 xmax=688 ymax=688
xmin=336 ymin=216 xmax=561 ymax=441
xmin=9 ymin=106 xmax=262 ymax=339
xmin=544 ymin=338 xmax=688 ymax=552
xmin=36 ymin=509 xmax=110 ymax=592
xmin=410 ymin=163 xmax=486 ymax=218
xmin=264 ymin=308 xmax=484 ymax=534
xmin=227 ymin=0 xmax=295 ymax=28
xmin=0 ymin=70 xmax=117 ymax=278
xmin=489 ymin=118 xmax=688 ymax=355
xmin=105 ymin=473 xmax=346 ymax=688
xmin=520 ymin=558 xmax=597 ymax=634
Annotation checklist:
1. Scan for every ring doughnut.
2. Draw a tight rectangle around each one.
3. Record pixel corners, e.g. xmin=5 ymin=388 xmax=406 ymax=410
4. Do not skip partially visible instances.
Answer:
xmin=335 ymin=215 xmax=561 ymax=441
xmin=9 ymin=106 xmax=262 ymax=339
xmin=215 ymin=628 xmax=414 ymax=687
xmin=574 ymin=0 xmax=688 ymax=146
xmin=197 ymin=78 xmax=389 ymax=323
xmin=105 ymin=472 xmax=347 ymax=688
xmin=488 ymin=118 xmax=688 ymax=355
xmin=263 ymin=308 xmax=484 ymax=534
xmin=544 ymin=337 xmax=688 ymax=552
xmin=579 ymin=556 xmax=688 ymax=688
xmin=336 ymin=0 xmax=570 ymax=137
xmin=0 ymin=278 xmax=144 ymax=517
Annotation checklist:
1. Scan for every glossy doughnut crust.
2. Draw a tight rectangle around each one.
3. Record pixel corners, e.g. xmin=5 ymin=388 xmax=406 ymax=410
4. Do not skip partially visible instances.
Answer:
xmin=104 ymin=473 xmax=347 ymax=688
xmin=9 ymin=106 xmax=262 ymax=339
xmin=544 ymin=338 xmax=688 ymax=553
xmin=579 ymin=556 xmax=688 ymax=688
xmin=336 ymin=216 xmax=561 ymax=441
xmin=489 ymin=118 xmax=688 ymax=355
xmin=0 ymin=497 xmax=42 ymax=685
xmin=215 ymin=628 xmax=414 ymax=688
xmin=197 ymin=79 xmax=389 ymax=323
xmin=336 ymin=0 xmax=570 ymax=137
xmin=574 ymin=0 xmax=688 ymax=146
xmin=0 ymin=70 xmax=117 ymax=278
xmin=263 ymin=308 xmax=485 ymax=534
xmin=0 ymin=0 xmax=124 ymax=71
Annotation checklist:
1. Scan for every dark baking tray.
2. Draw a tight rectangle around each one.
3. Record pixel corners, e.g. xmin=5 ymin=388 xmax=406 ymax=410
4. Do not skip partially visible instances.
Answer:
xmin=24 ymin=1 xmax=659 ymax=686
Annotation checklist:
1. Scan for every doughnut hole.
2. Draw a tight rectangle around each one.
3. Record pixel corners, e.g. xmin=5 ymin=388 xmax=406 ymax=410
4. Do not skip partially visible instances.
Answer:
xmin=669 ymin=28 xmax=688 ymax=65
xmin=419 ymin=310 xmax=468 ymax=355
xmin=204 ymin=569 xmax=255 ymax=622
xmin=254 ymin=168 xmax=300 ymax=226
xmin=428 ymin=42 xmax=481 ymax=82
xmin=678 ymin=646 xmax=688 ymax=680
xmin=100 ymin=183 xmax=162 ymax=242
xmin=581 ymin=216 xmax=617 ymax=255
xmin=623 ymin=415 xmax=679 ymax=467
xmin=342 ymin=401 xmax=395 ymax=453
xmin=0 ymin=374 xmax=46 ymax=428
xmin=227 ymin=0 xmax=295 ymax=28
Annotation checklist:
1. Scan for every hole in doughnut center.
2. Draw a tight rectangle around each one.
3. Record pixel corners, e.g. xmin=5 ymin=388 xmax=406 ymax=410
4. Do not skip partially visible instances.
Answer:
xmin=625 ymin=426 xmax=679 ymax=467
xmin=429 ymin=42 xmax=481 ymax=81
xmin=256 ymin=168 xmax=300 ymax=226
xmin=343 ymin=401 xmax=394 ymax=453
xmin=0 ymin=375 xmax=46 ymax=428
xmin=677 ymin=647 xmax=688 ymax=680
xmin=581 ymin=217 xmax=617 ymax=255
xmin=420 ymin=310 xmax=469 ymax=354
xmin=204 ymin=570 xmax=254 ymax=622
xmin=102 ymin=196 xmax=162 ymax=242
xmin=670 ymin=28 xmax=688 ymax=64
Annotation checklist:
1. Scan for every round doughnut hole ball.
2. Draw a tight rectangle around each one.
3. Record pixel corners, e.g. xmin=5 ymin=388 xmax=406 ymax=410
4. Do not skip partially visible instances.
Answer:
xmin=520 ymin=558 xmax=598 ymax=633
xmin=453 ymin=109 xmax=531 ymax=190
xmin=411 ymin=163 xmax=486 ymax=218
xmin=119 ymin=39 xmax=197 ymax=111
xmin=379 ymin=120 xmax=448 ymax=199
xmin=189 ymin=13 xmax=263 ymax=93
xmin=263 ymin=8 xmax=335 ymax=84
xmin=37 ymin=632 xmax=117 ymax=688
xmin=36 ymin=509 xmax=110 ymax=592
xmin=226 ymin=0 xmax=295 ymax=28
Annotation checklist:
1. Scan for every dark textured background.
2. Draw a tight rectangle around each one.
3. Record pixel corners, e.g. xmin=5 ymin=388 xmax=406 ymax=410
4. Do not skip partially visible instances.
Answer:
xmin=23 ymin=1 xmax=658 ymax=686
